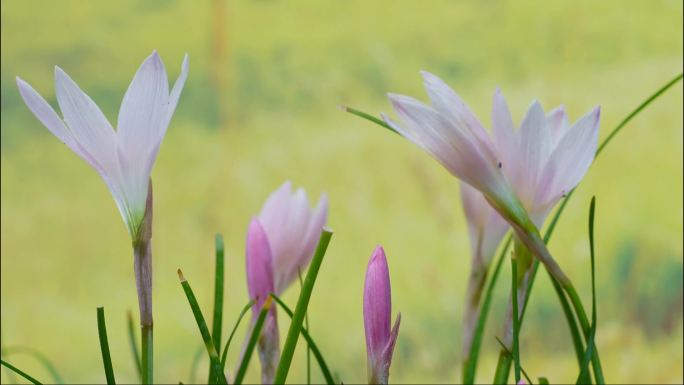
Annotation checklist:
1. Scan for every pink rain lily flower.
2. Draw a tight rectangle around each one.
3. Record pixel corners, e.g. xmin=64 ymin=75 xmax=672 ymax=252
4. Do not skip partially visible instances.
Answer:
xmin=364 ymin=246 xmax=401 ymax=385
xmin=16 ymin=51 xmax=189 ymax=240
xmin=383 ymin=71 xmax=600 ymax=285
xmin=244 ymin=181 xmax=327 ymax=383
xmin=258 ymin=181 xmax=328 ymax=294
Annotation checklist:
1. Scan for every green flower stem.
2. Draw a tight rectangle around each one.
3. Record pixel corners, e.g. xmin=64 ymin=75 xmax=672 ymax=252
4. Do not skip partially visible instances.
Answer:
xmin=274 ymin=229 xmax=333 ymax=384
xmin=220 ymin=300 xmax=255 ymax=372
xmin=141 ymin=325 xmax=153 ymax=385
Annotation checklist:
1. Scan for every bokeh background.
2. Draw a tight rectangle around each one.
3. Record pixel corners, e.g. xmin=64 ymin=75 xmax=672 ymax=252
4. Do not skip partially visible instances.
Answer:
xmin=1 ymin=0 xmax=682 ymax=383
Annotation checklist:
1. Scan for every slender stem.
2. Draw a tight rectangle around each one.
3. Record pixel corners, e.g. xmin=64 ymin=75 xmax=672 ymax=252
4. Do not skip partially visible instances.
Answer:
xmin=492 ymin=350 xmax=511 ymax=384
xmin=563 ymin=283 xmax=604 ymax=384
xmin=463 ymin=235 xmax=512 ymax=384
xmin=97 ymin=307 xmax=116 ymax=385
xmin=298 ymin=269 xmax=311 ymax=385
xmin=220 ymin=300 xmax=255 ymax=372
xmin=274 ymin=229 xmax=333 ymax=384
xmin=141 ymin=325 xmax=153 ymax=385
xmin=510 ymin=259 xmax=521 ymax=383
xmin=234 ymin=297 xmax=272 ymax=385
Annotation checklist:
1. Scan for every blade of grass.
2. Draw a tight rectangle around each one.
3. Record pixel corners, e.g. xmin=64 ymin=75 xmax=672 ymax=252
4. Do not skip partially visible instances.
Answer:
xmin=233 ymin=297 xmax=272 ymax=385
xmin=298 ymin=269 xmax=311 ymax=385
xmin=208 ymin=234 xmax=226 ymax=385
xmin=126 ymin=310 xmax=142 ymax=381
xmin=271 ymin=294 xmax=335 ymax=385
xmin=538 ymin=377 xmax=550 ymax=384
xmin=97 ymin=307 xmax=116 ymax=385
xmin=0 ymin=359 xmax=42 ymax=385
xmin=1 ymin=326 xmax=17 ymax=384
xmin=178 ymin=269 xmax=227 ymax=385
xmin=340 ymin=105 xmax=398 ymax=135
xmin=274 ymin=228 xmax=333 ymax=384
xmin=576 ymin=198 xmax=599 ymax=384
xmin=220 ymin=300 xmax=255 ymax=371
xmin=463 ymin=235 xmax=511 ymax=384
xmin=1 ymin=347 xmax=64 ymax=384
xmin=510 ymin=259 xmax=521 ymax=383
xmin=495 ymin=337 xmax=533 ymax=385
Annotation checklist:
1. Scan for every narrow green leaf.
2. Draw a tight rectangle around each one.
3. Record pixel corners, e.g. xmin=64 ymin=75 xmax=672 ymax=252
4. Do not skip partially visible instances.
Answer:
xmin=577 ymin=197 xmax=599 ymax=384
xmin=495 ymin=337 xmax=533 ymax=385
xmin=463 ymin=235 xmax=511 ymax=384
xmin=298 ymin=269 xmax=311 ymax=385
xmin=126 ymin=310 xmax=142 ymax=381
xmin=511 ymin=258 xmax=521 ymax=383
xmin=538 ymin=377 xmax=550 ymax=384
xmin=233 ymin=297 xmax=272 ymax=385
xmin=274 ymin=229 xmax=333 ymax=384
xmin=220 ymin=300 xmax=255 ymax=371
xmin=341 ymin=105 xmax=398 ymax=135
xmin=208 ymin=234 xmax=226 ymax=385
xmin=178 ymin=269 xmax=227 ymax=385
xmin=271 ymin=294 xmax=335 ymax=385
xmin=0 ymin=359 xmax=42 ymax=385
xmin=97 ymin=307 xmax=116 ymax=385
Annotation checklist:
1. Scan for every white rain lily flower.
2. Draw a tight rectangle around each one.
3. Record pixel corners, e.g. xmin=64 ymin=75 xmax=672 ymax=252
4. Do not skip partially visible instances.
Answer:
xmin=16 ymin=51 xmax=189 ymax=240
xmin=384 ymin=71 xmax=600 ymax=285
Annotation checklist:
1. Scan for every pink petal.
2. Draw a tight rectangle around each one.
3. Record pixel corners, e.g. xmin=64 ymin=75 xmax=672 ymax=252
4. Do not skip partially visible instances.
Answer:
xmin=516 ymin=101 xmax=552 ymax=207
xmin=246 ymin=218 xmax=275 ymax=313
xmin=364 ymin=246 xmax=392 ymax=362
xmin=491 ymin=88 xmax=519 ymax=183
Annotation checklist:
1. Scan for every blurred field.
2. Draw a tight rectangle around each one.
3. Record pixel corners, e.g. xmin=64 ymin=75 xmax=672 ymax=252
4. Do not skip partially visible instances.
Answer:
xmin=1 ymin=0 xmax=682 ymax=383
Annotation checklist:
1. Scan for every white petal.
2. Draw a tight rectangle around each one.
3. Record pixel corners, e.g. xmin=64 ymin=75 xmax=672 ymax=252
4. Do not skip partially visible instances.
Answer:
xmin=491 ymin=88 xmax=518 ymax=183
xmin=516 ymin=101 xmax=552 ymax=207
xmin=546 ymin=105 xmax=569 ymax=146
xmin=16 ymin=77 xmax=88 ymax=163
xmin=54 ymin=66 xmax=118 ymax=176
xmin=538 ymin=107 xmax=600 ymax=206
xmin=300 ymin=193 xmax=328 ymax=267
xmin=165 ymin=53 xmax=189 ymax=129
xmin=385 ymin=93 xmax=498 ymax=192
xmin=420 ymin=71 xmax=496 ymax=154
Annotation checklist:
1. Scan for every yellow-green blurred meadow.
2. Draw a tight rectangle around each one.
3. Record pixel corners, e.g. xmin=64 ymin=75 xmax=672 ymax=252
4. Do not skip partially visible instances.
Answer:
xmin=1 ymin=0 xmax=682 ymax=383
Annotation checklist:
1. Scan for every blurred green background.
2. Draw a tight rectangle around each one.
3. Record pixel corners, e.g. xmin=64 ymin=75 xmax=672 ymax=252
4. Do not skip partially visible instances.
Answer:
xmin=1 ymin=0 xmax=682 ymax=383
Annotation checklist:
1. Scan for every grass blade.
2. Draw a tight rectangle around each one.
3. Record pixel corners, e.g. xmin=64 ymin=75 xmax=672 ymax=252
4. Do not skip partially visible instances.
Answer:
xmin=538 ymin=377 xmax=550 ymax=384
xmin=463 ymin=235 xmax=511 ymax=384
xmin=220 ymin=300 xmax=255 ymax=371
xmin=97 ymin=307 xmax=116 ymax=385
xmin=233 ymin=297 xmax=272 ymax=385
xmin=495 ymin=337 xmax=533 ymax=385
xmin=126 ymin=310 xmax=142 ymax=381
xmin=178 ymin=269 xmax=227 ymax=385
xmin=576 ymin=197 xmax=599 ymax=384
xmin=208 ymin=234 xmax=226 ymax=385
xmin=340 ymin=105 xmax=398 ymax=135
xmin=274 ymin=228 xmax=333 ymax=384
xmin=0 ymin=359 xmax=42 ymax=385
xmin=271 ymin=294 xmax=335 ymax=385
xmin=510 ymin=258 xmax=521 ymax=383
xmin=298 ymin=269 xmax=311 ymax=385
xmin=1 ymin=347 xmax=64 ymax=384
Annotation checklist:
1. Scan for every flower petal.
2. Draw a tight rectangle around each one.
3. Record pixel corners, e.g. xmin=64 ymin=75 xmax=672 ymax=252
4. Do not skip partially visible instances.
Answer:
xmin=546 ymin=105 xmax=569 ymax=146
xmin=246 ymin=218 xmax=275 ymax=312
xmin=385 ymin=94 xmax=500 ymax=193
xmin=460 ymin=182 xmax=509 ymax=265
xmin=539 ymin=107 xmax=600 ymax=205
xmin=516 ymin=101 xmax=552 ymax=207
xmin=491 ymin=88 xmax=518 ymax=181
xmin=54 ymin=66 xmax=118 ymax=175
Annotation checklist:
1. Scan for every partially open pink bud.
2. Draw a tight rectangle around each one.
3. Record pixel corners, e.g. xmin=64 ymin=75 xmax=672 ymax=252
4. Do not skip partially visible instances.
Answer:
xmin=364 ymin=246 xmax=401 ymax=385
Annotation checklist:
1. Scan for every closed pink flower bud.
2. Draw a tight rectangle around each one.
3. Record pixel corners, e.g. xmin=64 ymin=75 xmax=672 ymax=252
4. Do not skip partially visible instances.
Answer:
xmin=364 ymin=246 xmax=401 ymax=385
